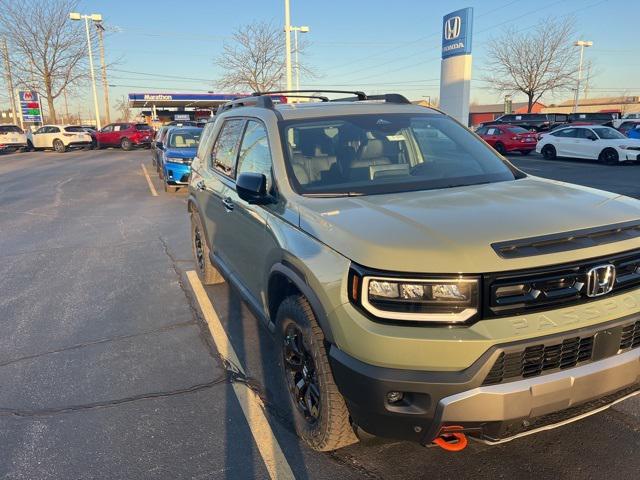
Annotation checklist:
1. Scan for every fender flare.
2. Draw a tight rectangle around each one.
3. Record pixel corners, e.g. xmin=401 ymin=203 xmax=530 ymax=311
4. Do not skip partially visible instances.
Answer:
xmin=269 ymin=262 xmax=335 ymax=344
xmin=187 ymin=196 xmax=212 ymax=251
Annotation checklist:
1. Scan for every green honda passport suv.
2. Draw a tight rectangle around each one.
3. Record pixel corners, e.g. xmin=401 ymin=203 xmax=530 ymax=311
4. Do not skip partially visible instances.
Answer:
xmin=187 ymin=91 xmax=640 ymax=451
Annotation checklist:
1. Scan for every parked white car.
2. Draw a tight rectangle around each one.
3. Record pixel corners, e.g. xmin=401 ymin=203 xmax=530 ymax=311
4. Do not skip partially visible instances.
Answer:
xmin=536 ymin=125 xmax=640 ymax=164
xmin=29 ymin=125 xmax=93 ymax=153
xmin=0 ymin=124 xmax=28 ymax=152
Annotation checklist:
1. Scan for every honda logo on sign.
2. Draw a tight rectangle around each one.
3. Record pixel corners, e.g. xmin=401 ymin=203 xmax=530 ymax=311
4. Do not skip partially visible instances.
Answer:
xmin=585 ymin=264 xmax=616 ymax=297
xmin=444 ymin=16 xmax=461 ymax=40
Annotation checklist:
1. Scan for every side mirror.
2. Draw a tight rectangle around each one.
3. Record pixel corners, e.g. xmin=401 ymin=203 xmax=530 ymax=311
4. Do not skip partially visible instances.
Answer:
xmin=156 ymin=142 xmax=163 ymax=150
xmin=589 ymin=136 xmax=597 ymax=141
xmin=236 ymin=172 xmax=274 ymax=205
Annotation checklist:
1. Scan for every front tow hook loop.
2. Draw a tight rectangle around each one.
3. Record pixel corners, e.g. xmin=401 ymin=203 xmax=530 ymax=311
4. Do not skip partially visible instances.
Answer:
xmin=432 ymin=431 xmax=468 ymax=452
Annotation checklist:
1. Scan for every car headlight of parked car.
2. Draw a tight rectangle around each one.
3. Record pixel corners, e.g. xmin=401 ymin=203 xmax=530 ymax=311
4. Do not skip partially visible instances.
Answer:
xmin=349 ymin=270 xmax=480 ymax=323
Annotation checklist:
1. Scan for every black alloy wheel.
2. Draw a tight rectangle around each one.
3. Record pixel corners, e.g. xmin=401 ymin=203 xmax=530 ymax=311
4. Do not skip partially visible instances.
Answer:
xmin=542 ymin=144 xmax=557 ymax=160
xmin=494 ymin=142 xmax=507 ymax=155
xmin=283 ymin=323 xmax=321 ymax=424
xmin=600 ymin=148 xmax=619 ymax=165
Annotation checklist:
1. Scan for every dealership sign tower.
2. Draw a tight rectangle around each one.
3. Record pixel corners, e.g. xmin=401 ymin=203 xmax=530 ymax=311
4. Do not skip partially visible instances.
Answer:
xmin=439 ymin=8 xmax=473 ymax=126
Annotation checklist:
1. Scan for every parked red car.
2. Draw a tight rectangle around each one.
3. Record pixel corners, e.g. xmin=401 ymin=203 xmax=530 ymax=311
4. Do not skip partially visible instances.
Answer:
xmin=475 ymin=124 xmax=537 ymax=155
xmin=95 ymin=123 xmax=154 ymax=150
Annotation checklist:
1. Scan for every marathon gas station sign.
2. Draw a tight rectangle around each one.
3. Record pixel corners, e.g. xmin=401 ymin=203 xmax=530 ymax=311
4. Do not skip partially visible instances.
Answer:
xmin=19 ymin=90 xmax=43 ymax=123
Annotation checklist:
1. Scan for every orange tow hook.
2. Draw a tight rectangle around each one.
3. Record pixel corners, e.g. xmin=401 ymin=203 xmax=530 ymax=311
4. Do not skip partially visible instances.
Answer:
xmin=432 ymin=427 xmax=468 ymax=452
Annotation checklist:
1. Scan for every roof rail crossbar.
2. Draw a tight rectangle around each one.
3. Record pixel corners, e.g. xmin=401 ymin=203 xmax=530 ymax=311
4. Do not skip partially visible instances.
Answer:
xmin=252 ymin=89 xmax=367 ymax=101
xmin=219 ymin=95 xmax=274 ymax=112
xmin=277 ymin=94 xmax=330 ymax=102
xmin=331 ymin=93 xmax=411 ymax=105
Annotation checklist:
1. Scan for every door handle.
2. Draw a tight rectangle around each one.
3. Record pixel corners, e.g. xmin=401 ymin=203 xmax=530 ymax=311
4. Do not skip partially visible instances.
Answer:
xmin=222 ymin=197 xmax=234 ymax=211
xmin=195 ymin=180 xmax=206 ymax=191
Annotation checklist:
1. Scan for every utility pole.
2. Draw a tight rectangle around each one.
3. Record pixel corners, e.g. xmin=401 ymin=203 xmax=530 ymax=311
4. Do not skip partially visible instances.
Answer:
xmin=284 ymin=0 xmax=292 ymax=90
xmin=572 ymin=40 xmax=592 ymax=113
xmin=70 ymin=12 xmax=102 ymax=129
xmin=1 ymin=39 xmax=18 ymax=124
xmin=63 ymin=88 xmax=70 ymax=124
xmin=95 ymin=22 xmax=110 ymax=124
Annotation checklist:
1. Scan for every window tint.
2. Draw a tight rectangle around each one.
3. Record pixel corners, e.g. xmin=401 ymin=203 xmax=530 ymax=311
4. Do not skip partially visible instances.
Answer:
xmin=283 ymin=114 xmax=519 ymax=196
xmin=135 ymin=124 xmax=151 ymax=130
xmin=64 ymin=126 xmax=85 ymax=132
xmin=168 ymin=128 xmax=201 ymax=148
xmin=114 ymin=125 xmax=122 ymax=132
xmin=237 ymin=121 xmax=273 ymax=191
xmin=102 ymin=125 xmax=114 ymax=133
xmin=211 ymin=119 xmax=244 ymax=177
xmin=0 ymin=125 xmax=23 ymax=133
xmin=475 ymin=127 xmax=487 ymax=135
xmin=507 ymin=126 xmax=529 ymax=134
xmin=34 ymin=127 xmax=46 ymax=134
xmin=593 ymin=127 xmax=625 ymax=140
xmin=49 ymin=126 xmax=60 ymax=133
xmin=487 ymin=127 xmax=501 ymax=135
xmin=196 ymin=123 xmax=215 ymax=160
xmin=552 ymin=128 xmax=578 ymax=138
xmin=577 ymin=129 xmax=597 ymax=140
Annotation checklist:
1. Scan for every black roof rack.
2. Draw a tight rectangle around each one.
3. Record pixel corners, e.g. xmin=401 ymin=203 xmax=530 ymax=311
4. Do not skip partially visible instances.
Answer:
xmin=252 ymin=89 xmax=367 ymax=101
xmin=218 ymin=90 xmax=413 ymax=112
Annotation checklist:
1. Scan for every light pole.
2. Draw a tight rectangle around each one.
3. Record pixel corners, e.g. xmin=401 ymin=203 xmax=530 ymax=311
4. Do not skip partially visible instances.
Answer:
xmin=290 ymin=26 xmax=309 ymax=90
xmin=573 ymin=40 xmax=592 ymax=114
xmin=70 ymin=12 xmax=102 ymax=129
xmin=284 ymin=0 xmax=292 ymax=91
xmin=95 ymin=22 xmax=111 ymax=124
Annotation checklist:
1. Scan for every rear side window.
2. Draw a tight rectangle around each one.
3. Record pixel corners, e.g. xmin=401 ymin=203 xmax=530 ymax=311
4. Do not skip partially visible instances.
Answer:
xmin=64 ymin=126 xmax=85 ymax=132
xmin=237 ymin=120 xmax=273 ymax=191
xmin=211 ymin=119 xmax=244 ymax=177
xmin=136 ymin=124 xmax=151 ymax=130
xmin=0 ymin=125 xmax=23 ymax=134
xmin=552 ymin=128 xmax=578 ymax=138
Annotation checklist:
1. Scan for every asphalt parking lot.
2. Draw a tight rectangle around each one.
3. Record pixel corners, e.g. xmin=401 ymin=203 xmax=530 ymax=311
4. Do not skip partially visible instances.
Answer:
xmin=2 ymin=148 xmax=640 ymax=480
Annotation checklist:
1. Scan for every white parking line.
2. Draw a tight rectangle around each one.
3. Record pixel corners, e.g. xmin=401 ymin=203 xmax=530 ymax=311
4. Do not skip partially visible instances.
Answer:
xmin=186 ymin=270 xmax=295 ymax=480
xmin=141 ymin=164 xmax=158 ymax=196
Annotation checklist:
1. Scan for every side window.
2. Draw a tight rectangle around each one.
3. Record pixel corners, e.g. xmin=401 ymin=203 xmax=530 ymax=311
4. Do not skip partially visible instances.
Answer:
xmin=102 ymin=125 xmax=114 ymax=133
xmin=114 ymin=125 xmax=122 ymax=132
xmin=34 ymin=127 xmax=46 ymax=134
xmin=237 ymin=120 xmax=273 ymax=191
xmin=487 ymin=127 xmax=499 ymax=135
xmin=475 ymin=127 xmax=487 ymax=135
xmin=554 ymin=128 xmax=577 ymax=138
xmin=196 ymin=122 xmax=216 ymax=160
xmin=211 ymin=119 xmax=244 ymax=177
xmin=578 ymin=129 xmax=597 ymax=140
xmin=50 ymin=126 xmax=60 ymax=133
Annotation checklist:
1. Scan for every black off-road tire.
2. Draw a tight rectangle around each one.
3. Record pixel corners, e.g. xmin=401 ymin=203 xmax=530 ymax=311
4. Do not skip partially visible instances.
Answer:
xmin=120 ymin=137 xmax=132 ymax=151
xmin=53 ymin=139 xmax=66 ymax=153
xmin=190 ymin=211 xmax=224 ymax=285
xmin=542 ymin=144 xmax=557 ymax=160
xmin=277 ymin=295 xmax=358 ymax=451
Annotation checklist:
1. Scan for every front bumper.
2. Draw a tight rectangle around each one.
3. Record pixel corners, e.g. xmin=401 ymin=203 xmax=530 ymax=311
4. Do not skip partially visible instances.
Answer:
xmin=329 ymin=314 xmax=640 ymax=445
xmin=620 ymin=148 xmax=640 ymax=161
xmin=164 ymin=162 xmax=191 ymax=184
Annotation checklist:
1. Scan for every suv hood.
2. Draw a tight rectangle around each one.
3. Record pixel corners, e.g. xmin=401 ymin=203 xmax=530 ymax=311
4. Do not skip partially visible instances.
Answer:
xmin=165 ymin=147 xmax=196 ymax=158
xmin=297 ymin=177 xmax=640 ymax=273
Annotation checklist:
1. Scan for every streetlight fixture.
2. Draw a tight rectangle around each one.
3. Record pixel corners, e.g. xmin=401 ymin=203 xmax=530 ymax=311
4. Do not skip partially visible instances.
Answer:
xmin=290 ymin=25 xmax=310 ymax=91
xmin=573 ymin=40 xmax=593 ymax=114
xmin=70 ymin=12 xmax=102 ymax=129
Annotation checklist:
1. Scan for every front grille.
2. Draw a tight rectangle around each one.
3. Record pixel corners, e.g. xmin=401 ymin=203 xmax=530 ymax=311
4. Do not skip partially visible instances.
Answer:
xmin=483 ymin=336 xmax=594 ymax=386
xmin=485 ymin=249 xmax=640 ymax=317
xmin=620 ymin=321 xmax=640 ymax=350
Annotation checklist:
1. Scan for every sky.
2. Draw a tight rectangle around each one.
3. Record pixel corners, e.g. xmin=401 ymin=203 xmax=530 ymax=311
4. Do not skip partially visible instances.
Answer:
xmin=16 ymin=0 xmax=640 ymax=120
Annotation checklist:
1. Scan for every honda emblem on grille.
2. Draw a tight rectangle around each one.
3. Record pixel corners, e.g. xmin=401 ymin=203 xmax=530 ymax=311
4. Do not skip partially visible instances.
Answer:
xmin=585 ymin=264 xmax=616 ymax=297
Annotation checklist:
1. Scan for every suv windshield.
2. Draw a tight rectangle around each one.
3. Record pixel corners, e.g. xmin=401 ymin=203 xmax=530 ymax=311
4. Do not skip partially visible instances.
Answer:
xmin=283 ymin=114 xmax=520 ymax=196
xmin=593 ymin=127 xmax=626 ymax=140
xmin=168 ymin=128 xmax=201 ymax=148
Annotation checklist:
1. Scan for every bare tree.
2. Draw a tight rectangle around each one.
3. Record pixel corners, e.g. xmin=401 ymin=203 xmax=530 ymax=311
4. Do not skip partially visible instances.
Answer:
xmin=115 ymin=96 xmax=130 ymax=122
xmin=482 ymin=18 xmax=579 ymax=112
xmin=0 ymin=0 xmax=89 ymax=123
xmin=215 ymin=21 xmax=312 ymax=92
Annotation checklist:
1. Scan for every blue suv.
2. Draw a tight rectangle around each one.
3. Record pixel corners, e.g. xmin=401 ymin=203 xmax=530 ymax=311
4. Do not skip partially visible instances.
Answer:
xmin=157 ymin=127 xmax=202 ymax=192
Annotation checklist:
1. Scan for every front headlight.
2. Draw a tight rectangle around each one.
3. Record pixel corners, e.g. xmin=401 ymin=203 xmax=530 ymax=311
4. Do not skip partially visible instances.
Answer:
xmin=350 ymin=271 xmax=480 ymax=324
